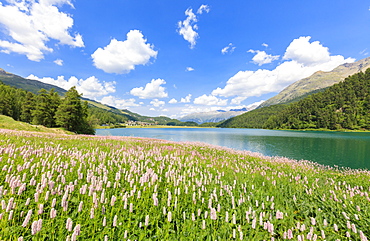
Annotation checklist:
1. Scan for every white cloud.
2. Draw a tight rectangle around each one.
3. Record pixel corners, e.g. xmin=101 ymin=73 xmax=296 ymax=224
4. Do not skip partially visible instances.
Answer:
xmin=177 ymin=8 xmax=198 ymax=49
xmin=262 ymin=43 xmax=268 ymax=48
xmin=221 ymin=43 xmax=236 ymax=54
xmin=186 ymin=67 xmax=195 ymax=71
xmin=0 ymin=0 xmax=83 ymax=61
xmin=130 ymin=78 xmax=168 ymax=99
xmin=27 ymin=74 xmax=115 ymax=99
xmin=248 ymin=50 xmax=279 ymax=66
xmin=169 ymin=98 xmax=178 ymax=104
xmin=150 ymin=99 xmax=165 ymax=107
xmin=91 ymin=30 xmax=157 ymax=74
xmin=231 ymin=96 xmax=247 ymax=105
xmin=197 ymin=5 xmax=210 ymax=14
xmin=194 ymin=94 xmax=228 ymax=106
xmin=212 ymin=36 xmax=355 ymax=99
xmin=283 ymin=36 xmax=333 ymax=66
xmin=178 ymin=5 xmax=209 ymax=49
xmin=100 ymin=96 xmax=140 ymax=109
xmin=180 ymin=94 xmax=192 ymax=103
xmin=246 ymin=100 xmax=265 ymax=110
xmin=54 ymin=59 xmax=63 ymax=66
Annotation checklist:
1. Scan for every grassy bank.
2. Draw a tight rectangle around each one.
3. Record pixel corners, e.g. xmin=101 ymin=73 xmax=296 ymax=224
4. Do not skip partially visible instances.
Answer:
xmin=0 ymin=115 xmax=72 ymax=134
xmin=0 ymin=128 xmax=369 ymax=240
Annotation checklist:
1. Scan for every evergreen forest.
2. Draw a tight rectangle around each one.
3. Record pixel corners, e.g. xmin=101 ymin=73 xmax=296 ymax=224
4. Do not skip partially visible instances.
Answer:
xmin=221 ymin=69 xmax=370 ymax=131
xmin=0 ymin=83 xmax=95 ymax=134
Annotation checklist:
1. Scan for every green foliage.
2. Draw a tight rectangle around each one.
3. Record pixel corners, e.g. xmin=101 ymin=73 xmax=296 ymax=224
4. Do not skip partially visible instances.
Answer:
xmin=199 ymin=122 xmax=220 ymax=127
xmin=266 ymin=69 xmax=370 ymax=130
xmin=32 ymin=88 xmax=60 ymax=127
xmin=87 ymin=105 xmax=132 ymax=125
xmin=218 ymin=105 xmax=287 ymax=128
xmin=20 ymin=91 xmax=35 ymax=123
xmin=0 ymin=81 xmax=27 ymax=121
xmin=55 ymin=87 xmax=95 ymax=134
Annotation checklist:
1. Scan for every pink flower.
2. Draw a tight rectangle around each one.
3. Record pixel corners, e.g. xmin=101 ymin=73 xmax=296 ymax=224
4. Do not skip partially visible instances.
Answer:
xmin=66 ymin=218 xmax=73 ymax=231
xmin=22 ymin=209 xmax=32 ymax=227
xmin=210 ymin=208 xmax=217 ymax=220
xmin=145 ymin=215 xmax=149 ymax=226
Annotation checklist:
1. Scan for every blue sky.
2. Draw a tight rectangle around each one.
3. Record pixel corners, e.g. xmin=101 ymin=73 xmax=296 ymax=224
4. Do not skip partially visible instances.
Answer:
xmin=0 ymin=0 xmax=369 ymax=118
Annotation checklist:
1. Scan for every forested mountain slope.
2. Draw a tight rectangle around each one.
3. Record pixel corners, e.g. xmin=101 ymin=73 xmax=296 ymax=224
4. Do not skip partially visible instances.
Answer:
xmin=260 ymin=57 xmax=370 ymax=107
xmin=0 ymin=68 xmax=185 ymax=126
xmin=217 ymin=105 xmax=287 ymax=129
xmin=265 ymin=69 xmax=370 ymax=130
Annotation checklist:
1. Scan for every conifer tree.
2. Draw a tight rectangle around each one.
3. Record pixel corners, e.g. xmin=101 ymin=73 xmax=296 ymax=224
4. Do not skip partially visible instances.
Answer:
xmin=55 ymin=87 xmax=95 ymax=134
xmin=32 ymin=88 xmax=60 ymax=127
xmin=20 ymin=92 xmax=35 ymax=123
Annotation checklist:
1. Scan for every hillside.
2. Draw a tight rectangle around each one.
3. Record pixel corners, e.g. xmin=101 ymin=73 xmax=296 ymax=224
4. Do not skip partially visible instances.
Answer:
xmin=0 ymin=114 xmax=72 ymax=134
xmin=0 ymin=68 xmax=184 ymax=126
xmin=260 ymin=57 xmax=370 ymax=107
xmin=179 ymin=108 xmax=247 ymax=124
xmin=218 ymin=105 xmax=287 ymax=128
xmin=0 ymin=68 xmax=67 ymax=95
xmin=265 ymin=68 xmax=370 ymax=130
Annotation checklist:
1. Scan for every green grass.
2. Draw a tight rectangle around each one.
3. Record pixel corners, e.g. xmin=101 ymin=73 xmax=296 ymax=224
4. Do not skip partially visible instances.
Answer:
xmin=0 ymin=128 xmax=369 ymax=240
xmin=0 ymin=115 xmax=72 ymax=134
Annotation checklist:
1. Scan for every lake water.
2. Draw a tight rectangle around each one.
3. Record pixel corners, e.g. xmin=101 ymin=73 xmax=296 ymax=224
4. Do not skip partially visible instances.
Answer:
xmin=96 ymin=128 xmax=370 ymax=170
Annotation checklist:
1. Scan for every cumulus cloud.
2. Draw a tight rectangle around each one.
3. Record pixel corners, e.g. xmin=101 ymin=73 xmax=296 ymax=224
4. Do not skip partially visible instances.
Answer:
xmin=150 ymin=99 xmax=165 ymax=107
xmin=91 ymin=30 xmax=157 ymax=74
xmin=283 ymin=36 xmax=331 ymax=66
xmin=212 ymin=36 xmax=355 ymax=100
xmin=246 ymin=100 xmax=265 ymax=110
xmin=177 ymin=5 xmax=209 ymax=49
xmin=100 ymin=96 xmax=140 ymax=109
xmin=27 ymin=74 xmax=115 ymax=99
xmin=197 ymin=4 xmax=210 ymax=14
xmin=180 ymin=94 xmax=192 ymax=103
xmin=248 ymin=50 xmax=279 ymax=66
xmin=221 ymin=43 xmax=236 ymax=54
xmin=186 ymin=67 xmax=195 ymax=71
xmin=0 ymin=0 xmax=83 ymax=61
xmin=54 ymin=59 xmax=63 ymax=66
xmin=130 ymin=78 xmax=168 ymax=99
xmin=194 ymin=94 xmax=228 ymax=106
xmin=169 ymin=98 xmax=178 ymax=104
xmin=231 ymin=96 xmax=247 ymax=105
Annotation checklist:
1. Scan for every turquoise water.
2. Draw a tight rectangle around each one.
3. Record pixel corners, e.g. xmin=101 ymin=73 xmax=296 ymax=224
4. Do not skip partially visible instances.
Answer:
xmin=96 ymin=128 xmax=370 ymax=170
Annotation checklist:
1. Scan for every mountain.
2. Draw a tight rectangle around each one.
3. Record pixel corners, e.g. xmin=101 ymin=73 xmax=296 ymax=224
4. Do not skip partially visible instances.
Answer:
xmin=265 ymin=68 xmax=370 ymax=130
xmin=179 ymin=109 xmax=247 ymax=124
xmin=217 ymin=104 xmax=287 ymax=129
xmin=0 ymin=68 xmax=67 ymax=95
xmin=0 ymin=68 xmax=183 ymax=126
xmin=260 ymin=57 xmax=370 ymax=107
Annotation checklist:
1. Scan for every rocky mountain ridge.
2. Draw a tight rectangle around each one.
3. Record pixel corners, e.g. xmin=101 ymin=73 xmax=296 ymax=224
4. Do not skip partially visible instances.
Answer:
xmin=260 ymin=57 xmax=370 ymax=107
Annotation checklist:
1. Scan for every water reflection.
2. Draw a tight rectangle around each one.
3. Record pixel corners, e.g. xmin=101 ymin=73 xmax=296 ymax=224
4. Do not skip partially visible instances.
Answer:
xmin=96 ymin=128 xmax=370 ymax=170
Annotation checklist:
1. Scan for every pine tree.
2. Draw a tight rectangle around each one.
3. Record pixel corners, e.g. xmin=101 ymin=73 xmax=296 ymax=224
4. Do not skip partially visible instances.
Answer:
xmin=55 ymin=87 xmax=95 ymax=134
xmin=20 ymin=92 xmax=35 ymax=123
xmin=32 ymin=89 xmax=59 ymax=127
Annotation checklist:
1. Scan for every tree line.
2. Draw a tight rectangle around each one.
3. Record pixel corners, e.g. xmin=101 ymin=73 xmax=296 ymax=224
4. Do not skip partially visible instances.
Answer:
xmin=264 ymin=69 xmax=370 ymax=130
xmin=0 ymin=82 xmax=95 ymax=134
xmin=219 ymin=69 xmax=370 ymax=131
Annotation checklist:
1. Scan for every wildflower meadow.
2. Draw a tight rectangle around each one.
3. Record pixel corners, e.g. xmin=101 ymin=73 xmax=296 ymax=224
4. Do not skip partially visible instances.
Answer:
xmin=0 ymin=128 xmax=369 ymax=240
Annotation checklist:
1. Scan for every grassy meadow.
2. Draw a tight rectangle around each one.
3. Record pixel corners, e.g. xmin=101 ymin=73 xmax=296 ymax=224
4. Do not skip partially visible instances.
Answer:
xmin=0 ymin=128 xmax=369 ymax=240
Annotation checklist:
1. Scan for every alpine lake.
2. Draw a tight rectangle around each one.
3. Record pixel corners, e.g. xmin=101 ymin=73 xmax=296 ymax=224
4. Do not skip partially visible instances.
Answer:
xmin=96 ymin=128 xmax=370 ymax=170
